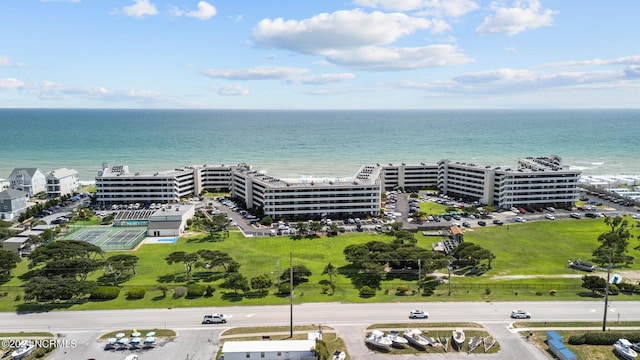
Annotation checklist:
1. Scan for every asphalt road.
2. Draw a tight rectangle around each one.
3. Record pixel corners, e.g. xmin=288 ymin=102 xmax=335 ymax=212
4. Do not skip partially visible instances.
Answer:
xmin=2 ymin=301 xmax=638 ymax=359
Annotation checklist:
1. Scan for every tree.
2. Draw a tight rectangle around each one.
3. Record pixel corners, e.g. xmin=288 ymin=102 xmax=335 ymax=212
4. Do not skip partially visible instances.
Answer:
xmin=294 ymin=222 xmax=308 ymax=237
xmin=196 ymin=249 xmax=239 ymax=272
xmin=165 ymin=251 xmax=199 ymax=282
xmin=309 ymin=221 xmax=323 ymax=235
xmin=261 ymin=216 xmax=273 ymax=227
xmin=221 ymin=272 xmax=249 ymax=294
xmin=0 ymin=249 xmax=20 ymax=279
xmin=250 ymin=273 xmax=273 ymax=292
xmin=582 ymin=275 xmax=607 ymax=294
xmin=322 ymin=262 xmax=338 ymax=288
xmin=23 ymin=276 xmax=94 ymax=302
xmin=592 ymin=216 xmax=634 ymax=267
xmin=29 ymin=240 xmax=103 ymax=269
xmin=103 ymin=254 xmax=139 ymax=286
xmin=280 ymin=264 xmax=312 ymax=286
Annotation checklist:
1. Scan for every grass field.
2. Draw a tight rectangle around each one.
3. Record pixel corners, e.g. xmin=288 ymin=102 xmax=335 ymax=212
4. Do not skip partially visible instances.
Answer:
xmin=1 ymin=216 xmax=640 ymax=312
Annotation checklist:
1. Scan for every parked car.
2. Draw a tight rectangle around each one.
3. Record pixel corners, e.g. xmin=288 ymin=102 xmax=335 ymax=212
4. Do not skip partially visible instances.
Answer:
xmin=545 ymin=213 xmax=555 ymax=220
xmin=409 ymin=310 xmax=429 ymax=319
xmin=570 ymin=213 xmax=582 ymax=219
xmin=477 ymin=220 xmax=486 ymax=226
xmin=493 ymin=219 xmax=503 ymax=226
xmin=515 ymin=217 xmax=527 ymax=223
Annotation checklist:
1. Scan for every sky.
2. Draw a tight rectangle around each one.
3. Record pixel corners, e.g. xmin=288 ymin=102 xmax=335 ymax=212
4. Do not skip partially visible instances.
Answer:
xmin=1 ymin=0 xmax=639 ymax=109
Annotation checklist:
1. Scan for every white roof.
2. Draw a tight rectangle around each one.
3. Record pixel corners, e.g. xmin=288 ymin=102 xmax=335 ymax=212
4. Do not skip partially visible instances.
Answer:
xmin=222 ymin=340 xmax=316 ymax=353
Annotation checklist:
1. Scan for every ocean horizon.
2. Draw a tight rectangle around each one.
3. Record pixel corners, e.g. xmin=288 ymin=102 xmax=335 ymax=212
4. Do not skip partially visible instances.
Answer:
xmin=1 ymin=108 xmax=639 ymax=182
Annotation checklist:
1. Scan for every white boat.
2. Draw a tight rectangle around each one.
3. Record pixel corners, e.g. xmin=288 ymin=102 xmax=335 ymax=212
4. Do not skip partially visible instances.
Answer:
xmin=614 ymin=339 xmax=638 ymax=360
xmin=403 ymin=328 xmax=430 ymax=350
xmin=386 ymin=330 xmax=408 ymax=347
xmin=365 ymin=330 xmax=392 ymax=351
xmin=452 ymin=328 xmax=466 ymax=351
xmin=11 ymin=341 xmax=36 ymax=360
xmin=331 ymin=350 xmax=346 ymax=360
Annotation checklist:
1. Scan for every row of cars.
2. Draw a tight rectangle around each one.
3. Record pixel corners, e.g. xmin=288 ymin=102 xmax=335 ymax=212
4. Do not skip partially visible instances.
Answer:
xmin=408 ymin=309 xmax=531 ymax=320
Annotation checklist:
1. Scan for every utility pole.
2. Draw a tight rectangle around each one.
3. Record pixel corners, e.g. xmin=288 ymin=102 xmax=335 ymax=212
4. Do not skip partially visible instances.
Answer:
xmin=602 ymin=247 xmax=613 ymax=331
xmin=290 ymin=251 xmax=293 ymax=338
xmin=417 ymin=259 xmax=421 ymax=293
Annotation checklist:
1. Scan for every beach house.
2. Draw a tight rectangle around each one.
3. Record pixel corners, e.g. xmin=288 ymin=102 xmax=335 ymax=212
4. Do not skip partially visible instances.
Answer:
xmin=0 ymin=188 xmax=29 ymax=221
xmin=8 ymin=168 xmax=46 ymax=197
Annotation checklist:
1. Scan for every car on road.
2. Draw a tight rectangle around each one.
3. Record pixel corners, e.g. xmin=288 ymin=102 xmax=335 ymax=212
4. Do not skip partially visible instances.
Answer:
xmin=510 ymin=310 xmax=531 ymax=319
xmin=462 ymin=221 xmax=471 ymax=228
xmin=515 ymin=216 xmax=527 ymax=223
xmin=545 ymin=213 xmax=555 ymax=220
xmin=493 ymin=219 xmax=503 ymax=226
xmin=570 ymin=213 xmax=582 ymax=219
xmin=477 ymin=220 xmax=486 ymax=226
xmin=202 ymin=313 xmax=228 ymax=324
xmin=409 ymin=310 xmax=429 ymax=319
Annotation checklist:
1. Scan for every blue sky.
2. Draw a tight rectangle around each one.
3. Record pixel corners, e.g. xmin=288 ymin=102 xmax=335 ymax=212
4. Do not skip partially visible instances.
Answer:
xmin=1 ymin=0 xmax=639 ymax=109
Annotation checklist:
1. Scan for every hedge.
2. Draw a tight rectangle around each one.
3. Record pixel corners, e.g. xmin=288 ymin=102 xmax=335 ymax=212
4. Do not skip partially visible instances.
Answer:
xmin=568 ymin=331 xmax=640 ymax=345
xmin=89 ymin=286 xmax=120 ymax=300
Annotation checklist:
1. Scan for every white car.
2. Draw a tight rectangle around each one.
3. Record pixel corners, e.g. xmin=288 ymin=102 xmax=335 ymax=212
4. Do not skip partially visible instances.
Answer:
xmin=515 ymin=216 xmax=527 ymax=223
xmin=409 ymin=310 xmax=429 ymax=319
xmin=510 ymin=310 xmax=531 ymax=319
xmin=202 ymin=313 xmax=228 ymax=324
xmin=545 ymin=213 xmax=555 ymax=220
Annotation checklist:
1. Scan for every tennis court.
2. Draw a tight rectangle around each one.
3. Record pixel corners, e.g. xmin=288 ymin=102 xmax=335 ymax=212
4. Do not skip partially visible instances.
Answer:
xmin=63 ymin=226 xmax=147 ymax=250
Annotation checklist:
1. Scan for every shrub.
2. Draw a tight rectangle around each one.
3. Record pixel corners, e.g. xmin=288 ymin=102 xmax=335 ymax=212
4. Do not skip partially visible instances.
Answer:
xmin=549 ymin=289 xmax=557 ymax=296
xmin=421 ymin=288 xmax=434 ymax=296
xmin=174 ymin=286 xmax=187 ymax=299
xmin=14 ymin=294 xmax=22 ymax=301
xmin=484 ymin=287 xmax=491 ymax=295
xmin=187 ymin=284 xmax=206 ymax=298
xmin=205 ymin=285 xmax=215 ymax=296
xmin=157 ymin=285 xmax=168 ymax=298
xmin=396 ymin=285 xmax=410 ymax=295
xmin=127 ymin=287 xmax=146 ymax=299
xmin=359 ymin=286 xmax=376 ymax=297
xmin=278 ymin=283 xmax=291 ymax=295
xmin=535 ymin=291 xmax=543 ymax=296
xmin=90 ymin=286 xmax=120 ymax=300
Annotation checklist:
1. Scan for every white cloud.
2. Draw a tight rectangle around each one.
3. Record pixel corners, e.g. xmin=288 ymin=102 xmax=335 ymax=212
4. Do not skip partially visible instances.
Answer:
xmin=545 ymin=55 xmax=640 ymax=68
xmin=324 ymin=44 xmax=473 ymax=71
xmin=353 ymin=0 xmax=479 ymax=18
xmin=122 ymin=0 xmax=158 ymax=18
xmin=202 ymin=66 xmax=309 ymax=80
xmin=0 ymin=78 xmax=25 ymax=90
xmin=253 ymin=9 xmax=470 ymax=70
xmin=186 ymin=1 xmax=217 ymax=20
xmin=0 ymin=56 xmax=25 ymax=67
xmin=0 ymin=77 xmax=178 ymax=105
xmin=396 ymin=66 xmax=632 ymax=96
xmin=253 ymin=9 xmax=431 ymax=53
xmin=476 ymin=0 xmax=557 ymax=35
xmin=288 ymin=73 xmax=356 ymax=85
xmin=210 ymin=84 xmax=250 ymax=96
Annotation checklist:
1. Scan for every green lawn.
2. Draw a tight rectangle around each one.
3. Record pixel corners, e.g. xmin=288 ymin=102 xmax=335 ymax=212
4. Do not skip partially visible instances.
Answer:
xmin=1 ymin=216 xmax=640 ymax=311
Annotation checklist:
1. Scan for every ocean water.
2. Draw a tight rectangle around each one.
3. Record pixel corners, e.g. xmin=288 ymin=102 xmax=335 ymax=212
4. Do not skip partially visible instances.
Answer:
xmin=1 ymin=109 xmax=639 ymax=182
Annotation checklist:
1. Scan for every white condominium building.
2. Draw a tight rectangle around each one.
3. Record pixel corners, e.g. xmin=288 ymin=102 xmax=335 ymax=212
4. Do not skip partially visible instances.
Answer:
xmin=46 ymin=168 xmax=79 ymax=198
xmin=437 ymin=156 xmax=580 ymax=209
xmin=231 ymin=165 xmax=382 ymax=220
xmin=94 ymin=155 xmax=580 ymax=215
